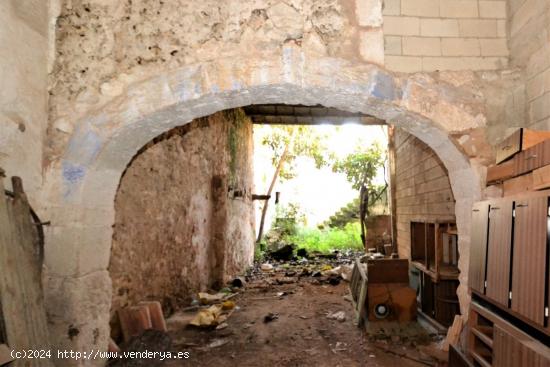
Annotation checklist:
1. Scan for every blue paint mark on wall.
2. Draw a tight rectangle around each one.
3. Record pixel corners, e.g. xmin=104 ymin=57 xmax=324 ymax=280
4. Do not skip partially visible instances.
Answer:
xmin=62 ymin=161 xmax=86 ymax=184
xmin=371 ymin=72 xmax=398 ymax=101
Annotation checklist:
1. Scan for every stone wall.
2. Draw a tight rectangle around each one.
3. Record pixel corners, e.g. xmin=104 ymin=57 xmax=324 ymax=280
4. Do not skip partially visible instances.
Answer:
xmin=508 ymin=0 xmax=550 ymax=130
xmin=383 ymin=0 xmax=509 ymax=72
xmin=47 ymin=0 xmax=387 ymax=162
xmin=394 ymin=128 xmax=456 ymax=259
xmin=109 ymin=109 xmax=255 ymax=317
xmin=0 ymin=0 xmax=49 ymax=204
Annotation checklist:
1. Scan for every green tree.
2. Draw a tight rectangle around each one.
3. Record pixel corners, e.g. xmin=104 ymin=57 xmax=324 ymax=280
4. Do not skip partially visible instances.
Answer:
xmin=331 ymin=142 xmax=387 ymax=244
xmin=256 ymin=125 xmax=332 ymax=242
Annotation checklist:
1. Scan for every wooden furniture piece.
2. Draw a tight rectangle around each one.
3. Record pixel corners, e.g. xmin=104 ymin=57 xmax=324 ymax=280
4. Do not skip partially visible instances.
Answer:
xmin=469 ymin=190 xmax=550 ymax=337
xmin=495 ymin=128 xmax=550 ymax=164
xmin=468 ymin=302 xmax=550 ymax=367
xmin=411 ymin=221 xmax=460 ymax=328
xmin=0 ymin=172 xmax=53 ymax=367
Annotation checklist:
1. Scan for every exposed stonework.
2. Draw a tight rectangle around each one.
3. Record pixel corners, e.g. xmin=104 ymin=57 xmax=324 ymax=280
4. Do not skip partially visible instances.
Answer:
xmin=109 ymin=110 xmax=254 ymax=322
xmin=47 ymin=0 xmax=388 ymax=163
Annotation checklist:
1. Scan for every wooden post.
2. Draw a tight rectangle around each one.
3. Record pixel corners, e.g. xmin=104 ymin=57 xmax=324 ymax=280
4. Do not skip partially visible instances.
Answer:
xmin=0 ymin=171 xmax=53 ymax=367
xmin=387 ymin=126 xmax=398 ymax=254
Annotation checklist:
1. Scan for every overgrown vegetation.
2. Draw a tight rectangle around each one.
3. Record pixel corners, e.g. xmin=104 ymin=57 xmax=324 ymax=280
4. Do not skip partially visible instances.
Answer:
xmin=288 ymin=223 xmax=364 ymax=253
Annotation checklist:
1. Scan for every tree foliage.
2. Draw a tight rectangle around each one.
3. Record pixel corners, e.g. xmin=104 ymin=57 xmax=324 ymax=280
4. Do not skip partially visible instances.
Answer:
xmin=331 ymin=142 xmax=385 ymax=190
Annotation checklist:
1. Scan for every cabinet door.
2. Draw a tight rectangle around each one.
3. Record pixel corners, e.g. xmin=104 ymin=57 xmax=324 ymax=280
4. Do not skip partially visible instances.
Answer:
xmin=514 ymin=142 xmax=545 ymax=176
xmin=486 ymin=200 xmax=513 ymax=307
xmin=511 ymin=196 xmax=548 ymax=326
xmin=493 ymin=325 xmax=550 ymax=367
xmin=469 ymin=201 xmax=490 ymax=294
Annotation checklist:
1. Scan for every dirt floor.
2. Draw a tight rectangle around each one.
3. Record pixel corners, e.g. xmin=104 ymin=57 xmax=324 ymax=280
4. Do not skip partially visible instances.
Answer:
xmin=163 ymin=260 xmax=443 ymax=367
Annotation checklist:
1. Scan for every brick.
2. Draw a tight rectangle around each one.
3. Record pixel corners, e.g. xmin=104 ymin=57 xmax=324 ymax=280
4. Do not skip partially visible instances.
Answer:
xmin=420 ymin=18 xmax=459 ymax=37
xmin=479 ymin=38 xmax=508 ymax=56
xmin=384 ymin=36 xmax=402 ymax=55
xmin=422 ymin=56 xmax=506 ymax=71
xmin=384 ymin=16 xmax=420 ymax=35
xmin=479 ymin=1 xmax=507 ymax=18
xmin=385 ymin=55 xmax=422 ymax=72
xmin=441 ymin=38 xmax=481 ymax=56
xmin=459 ymin=19 xmax=498 ymax=37
xmin=440 ymin=0 xmax=479 ymax=18
xmin=402 ymin=36 xmax=441 ymax=56
xmin=356 ymin=0 xmax=383 ymax=27
xmin=359 ymin=29 xmax=385 ymax=65
xmin=382 ymin=0 xmax=400 ymax=15
xmin=401 ymin=0 xmax=440 ymax=17
xmin=497 ymin=20 xmax=506 ymax=37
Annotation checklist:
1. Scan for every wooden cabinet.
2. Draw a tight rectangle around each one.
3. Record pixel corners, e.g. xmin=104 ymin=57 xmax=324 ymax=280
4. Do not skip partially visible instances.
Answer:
xmin=485 ymin=200 xmax=513 ymax=308
xmin=468 ymin=303 xmax=550 ymax=367
xmin=496 ymin=128 xmax=550 ymax=164
xmin=469 ymin=202 xmax=489 ymax=295
xmin=514 ymin=142 xmax=546 ymax=176
xmin=511 ymin=196 xmax=548 ymax=327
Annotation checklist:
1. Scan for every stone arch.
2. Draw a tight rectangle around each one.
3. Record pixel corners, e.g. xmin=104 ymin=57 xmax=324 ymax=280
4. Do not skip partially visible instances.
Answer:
xmin=43 ymin=48 xmax=484 ymax=361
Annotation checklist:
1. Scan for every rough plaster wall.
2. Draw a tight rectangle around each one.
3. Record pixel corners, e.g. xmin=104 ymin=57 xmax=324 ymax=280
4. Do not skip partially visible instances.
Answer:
xmin=47 ymin=0 xmax=387 ymax=162
xmin=383 ymin=0 xmax=509 ymax=73
xmin=508 ymin=0 xmax=550 ymax=130
xmin=0 ymin=0 xmax=49 ymax=204
xmin=394 ymin=128 xmax=455 ymax=259
xmin=109 ymin=109 xmax=254 ymax=317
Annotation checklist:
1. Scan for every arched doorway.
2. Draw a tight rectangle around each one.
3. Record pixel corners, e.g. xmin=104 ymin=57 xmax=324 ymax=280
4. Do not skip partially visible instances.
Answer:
xmin=43 ymin=50 xmax=484 ymax=360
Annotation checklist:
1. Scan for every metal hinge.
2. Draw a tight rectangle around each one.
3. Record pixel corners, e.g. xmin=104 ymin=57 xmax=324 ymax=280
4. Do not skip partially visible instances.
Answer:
xmin=547 ymin=206 xmax=550 ymax=216
xmin=545 ymin=307 xmax=549 ymax=318
xmin=509 ymin=291 xmax=512 ymax=300
xmin=484 ymin=281 xmax=487 ymax=289
xmin=512 ymin=209 xmax=516 ymax=217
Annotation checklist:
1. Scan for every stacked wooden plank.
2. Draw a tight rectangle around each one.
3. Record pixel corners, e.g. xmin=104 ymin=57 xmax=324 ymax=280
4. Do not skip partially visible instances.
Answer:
xmin=0 ymin=170 xmax=53 ymax=367
xmin=487 ymin=128 xmax=550 ymax=196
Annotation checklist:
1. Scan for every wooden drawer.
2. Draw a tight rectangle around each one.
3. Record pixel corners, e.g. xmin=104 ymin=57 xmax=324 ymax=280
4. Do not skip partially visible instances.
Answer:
xmin=514 ymin=142 xmax=545 ymax=176
xmin=496 ymin=128 xmax=550 ymax=165
xmin=493 ymin=325 xmax=550 ymax=367
xmin=496 ymin=129 xmax=522 ymax=164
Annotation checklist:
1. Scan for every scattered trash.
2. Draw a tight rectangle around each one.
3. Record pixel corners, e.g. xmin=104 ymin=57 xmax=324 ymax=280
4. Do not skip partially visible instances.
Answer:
xmin=327 ymin=275 xmax=341 ymax=286
xmin=215 ymin=322 xmax=228 ymax=330
xmin=231 ymin=277 xmax=246 ymax=288
xmin=190 ymin=305 xmax=225 ymax=327
xmin=222 ymin=300 xmax=236 ymax=310
xmin=264 ymin=312 xmax=279 ymax=323
xmin=297 ymin=248 xmax=308 ymax=258
xmin=269 ymin=244 xmax=295 ymax=261
xmin=206 ymin=338 xmax=229 ymax=349
xmin=326 ymin=311 xmax=346 ymax=322
xmin=321 ymin=264 xmax=333 ymax=271
xmin=261 ymin=263 xmax=274 ymax=272
xmin=198 ymin=292 xmax=225 ymax=305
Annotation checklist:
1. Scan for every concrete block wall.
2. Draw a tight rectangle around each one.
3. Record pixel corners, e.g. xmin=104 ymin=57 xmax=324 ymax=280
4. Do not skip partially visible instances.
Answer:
xmin=394 ymin=128 xmax=456 ymax=259
xmin=383 ymin=0 xmax=509 ymax=72
xmin=508 ymin=0 xmax=550 ymax=130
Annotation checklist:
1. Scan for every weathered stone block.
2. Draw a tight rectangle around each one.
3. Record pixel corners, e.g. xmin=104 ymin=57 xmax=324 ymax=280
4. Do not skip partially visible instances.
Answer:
xmin=382 ymin=0 xmax=400 ymax=15
xmin=384 ymin=16 xmax=420 ymax=35
xmin=479 ymin=1 xmax=507 ymax=18
xmin=459 ymin=19 xmax=498 ymax=37
xmin=421 ymin=18 xmax=460 ymax=37
xmin=359 ymin=28 xmax=385 ymax=65
xmin=401 ymin=0 xmax=440 ymax=17
xmin=441 ymin=38 xmax=481 ymax=56
xmin=356 ymin=0 xmax=383 ymax=27
xmin=385 ymin=55 xmax=422 ymax=72
xmin=440 ymin=0 xmax=479 ymax=18
xmin=402 ymin=36 xmax=441 ymax=56
xmin=384 ymin=36 xmax=402 ymax=55
xmin=480 ymin=38 xmax=509 ymax=56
